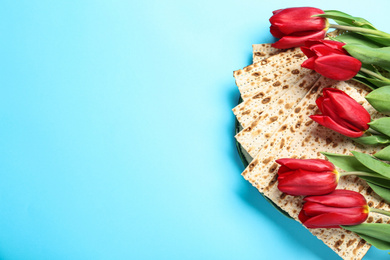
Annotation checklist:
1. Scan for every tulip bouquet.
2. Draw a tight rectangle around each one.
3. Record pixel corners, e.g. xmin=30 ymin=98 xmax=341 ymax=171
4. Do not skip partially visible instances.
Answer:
xmin=270 ymin=7 xmax=390 ymax=153
xmin=270 ymin=8 xmax=390 ymax=249
xmin=272 ymin=80 xmax=390 ymax=252
xmin=276 ymin=156 xmax=390 ymax=250
xmin=270 ymin=7 xmax=390 ymax=105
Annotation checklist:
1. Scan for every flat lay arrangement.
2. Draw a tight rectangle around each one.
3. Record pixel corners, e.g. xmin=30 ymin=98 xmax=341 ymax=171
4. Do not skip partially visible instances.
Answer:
xmin=233 ymin=7 xmax=390 ymax=259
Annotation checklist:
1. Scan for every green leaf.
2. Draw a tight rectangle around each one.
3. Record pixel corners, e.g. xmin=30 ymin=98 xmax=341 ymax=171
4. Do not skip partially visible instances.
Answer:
xmin=366 ymin=182 xmax=390 ymax=204
xmin=354 ymin=135 xmax=390 ymax=145
xmin=369 ymin=117 xmax=390 ymax=138
xmin=352 ymin=151 xmax=390 ymax=178
xmin=360 ymin=176 xmax=390 ymax=189
xmin=342 ymin=223 xmax=390 ymax=243
xmin=351 ymin=77 xmax=377 ymax=90
xmin=356 ymin=234 xmax=390 ymax=250
xmin=342 ymin=223 xmax=390 ymax=249
xmin=335 ymin=32 xmax=384 ymax=48
xmin=369 ymin=64 xmax=390 ymax=77
xmin=323 ymin=152 xmax=390 ymax=200
xmin=322 ymin=152 xmax=373 ymax=172
xmin=360 ymin=62 xmax=382 ymax=73
xmin=342 ymin=223 xmax=390 ymax=250
xmin=317 ymin=11 xmax=355 ymax=25
xmin=319 ymin=10 xmax=376 ymax=29
xmin=355 ymin=33 xmax=390 ymax=47
xmin=363 ymin=77 xmax=390 ymax=88
xmin=343 ymin=44 xmax=390 ymax=71
xmin=375 ymin=145 xmax=390 ymax=161
xmin=365 ymin=86 xmax=390 ymax=114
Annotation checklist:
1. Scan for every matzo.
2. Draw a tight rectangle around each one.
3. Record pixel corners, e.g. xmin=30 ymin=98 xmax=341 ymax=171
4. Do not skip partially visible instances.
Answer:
xmin=234 ymin=48 xmax=306 ymax=99
xmin=252 ymin=44 xmax=285 ymax=63
xmin=235 ymin=72 xmax=320 ymax=157
xmin=233 ymin=68 xmax=320 ymax=129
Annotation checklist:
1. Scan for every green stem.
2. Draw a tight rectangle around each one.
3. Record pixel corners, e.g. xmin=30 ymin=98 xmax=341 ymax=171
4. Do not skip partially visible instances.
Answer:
xmin=339 ymin=171 xmax=388 ymax=179
xmin=370 ymin=207 xmax=390 ymax=217
xmin=360 ymin=67 xmax=390 ymax=83
xmin=329 ymin=24 xmax=390 ymax=38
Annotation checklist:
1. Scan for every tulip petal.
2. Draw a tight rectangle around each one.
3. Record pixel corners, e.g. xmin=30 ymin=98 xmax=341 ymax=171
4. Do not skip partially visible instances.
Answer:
xmin=301 ymin=212 xmax=367 ymax=228
xmin=323 ymin=87 xmax=349 ymax=98
xmin=299 ymin=210 xmax=340 ymax=228
xmin=272 ymin=9 xmax=284 ymax=15
xmin=310 ymin=115 xmax=364 ymax=138
xmin=275 ymin=158 xmax=335 ymax=171
xmin=321 ymin=100 xmax=363 ymax=132
xmin=269 ymin=7 xmax=325 ymax=35
xmin=270 ymin=25 xmax=285 ymax=38
xmin=300 ymin=46 xmax=315 ymax=58
xmin=302 ymin=201 xmax=365 ymax=217
xmin=303 ymin=190 xmax=367 ymax=207
xmin=314 ymin=54 xmax=362 ymax=81
xmin=298 ymin=209 xmax=310 ymax=223
xmin=324 ymin=88 xmax=370 ymax=131
xmin=277 ymin=169 xmax=337 ymax=196
xmin=301 ymin=57 xmax=316 ymax=70
xmin=276 ymin=170 xmax=295 ymax=182
xmin=277 ymin=165 xmax=292 ymax=175
xmin=315 ymin=96 xmax=325 ymax=114
xmin=271 ymin=30 xmax=326 ymax=49
xmin=320 ymin=40 xmax=347 ymax=54
xmin=302 ymin=39 xmax=322 ymax=48
xmin=304 ymin=40 xmax=345 ymax=51
xmin=311 ymin=44 xmax=345 ymax=56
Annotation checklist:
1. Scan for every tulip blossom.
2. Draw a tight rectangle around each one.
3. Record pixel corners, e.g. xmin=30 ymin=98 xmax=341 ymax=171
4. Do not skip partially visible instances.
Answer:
xmin=269 ymin=7 xmax=328 ymax=49
xmin=301 ymin=40 xmax=362 ymax=81
xmin=276 ymin=158 xmax=338 ymax=196
xmin=298 ymin=190 xmax=369 ymax=229
xmin=310 ymin=88 xmax=370 ymax=138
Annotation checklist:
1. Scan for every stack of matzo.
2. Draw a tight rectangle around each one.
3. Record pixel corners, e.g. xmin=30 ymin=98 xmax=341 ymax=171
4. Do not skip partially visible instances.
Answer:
xmin=233 ymin=43 xmax=390 ymax=260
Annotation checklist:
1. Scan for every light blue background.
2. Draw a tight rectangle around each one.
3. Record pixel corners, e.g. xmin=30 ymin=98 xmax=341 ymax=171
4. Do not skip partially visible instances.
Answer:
xmin=1 ymin=1 xmax=389 ymax=259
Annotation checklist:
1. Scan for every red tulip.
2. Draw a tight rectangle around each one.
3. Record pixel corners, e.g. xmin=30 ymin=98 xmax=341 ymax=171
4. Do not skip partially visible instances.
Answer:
xmin=269 ymin=7 xmax=328 ymax=49
xmin=298 ymin=190 xmax=369 ymax=229
xmin=301 ymin=40 xmax=362 ymax=80
xmin=276 ymin=158 xmax=338 ymax=196
xmin=310 ymin=88 xmax=370 ymax=138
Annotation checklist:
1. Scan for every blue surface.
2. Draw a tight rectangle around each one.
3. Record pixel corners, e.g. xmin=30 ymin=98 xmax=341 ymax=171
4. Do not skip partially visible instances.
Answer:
xmin=1 ymin=0 xmax=390 ymax=259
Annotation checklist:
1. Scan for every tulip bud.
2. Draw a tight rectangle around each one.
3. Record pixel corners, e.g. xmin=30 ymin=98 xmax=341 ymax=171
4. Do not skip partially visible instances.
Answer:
xmin=298 ymin=190 xmax=369 ymax=229
xmin=310 ymin=88 xmax=371 ymax=138
xmin=269 ymin=7 xmax=328 ymax=49
xmin=276 ymin=158 xmax=338 ymax=196
xmin=301 ymin=40 xmax=362 ymax=81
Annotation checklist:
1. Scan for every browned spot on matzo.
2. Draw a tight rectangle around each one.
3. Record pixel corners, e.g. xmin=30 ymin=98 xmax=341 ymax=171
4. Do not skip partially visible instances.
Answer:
xmin=269 ymin=116 xmax=278 ymax=123
xmin=262 ymin=97 xmax=271 ymax=104
xmin=273 ymin=81 xmax=281 ymax=87
xmin=252 ymin=92 xmax=265 ymax=99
